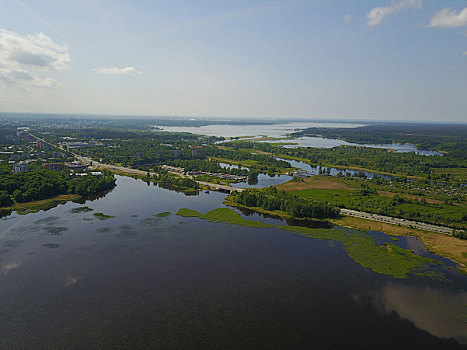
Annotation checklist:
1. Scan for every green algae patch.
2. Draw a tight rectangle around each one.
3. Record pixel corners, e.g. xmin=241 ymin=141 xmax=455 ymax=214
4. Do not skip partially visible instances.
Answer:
xmin=279 ymin=225 xmax=438 ymax=279
xmin=155 ymin=211 xmax=171 ymax=217
xmin=93 ymin=212 xmax=115 ymax=220
xmin=176 ymin=208 xmax=275 ymax=229
xmin=177 ymin=208 xmax=202 ymax=218
xmin=70 ymin=206 xmax=94 ymax=213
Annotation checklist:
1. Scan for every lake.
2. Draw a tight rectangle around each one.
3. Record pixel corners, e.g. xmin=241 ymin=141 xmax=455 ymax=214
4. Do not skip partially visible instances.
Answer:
xmin=0 ymin=176 xmax=465 ymax=348
xmin=154 ymin=121 xmax=443 ymax=155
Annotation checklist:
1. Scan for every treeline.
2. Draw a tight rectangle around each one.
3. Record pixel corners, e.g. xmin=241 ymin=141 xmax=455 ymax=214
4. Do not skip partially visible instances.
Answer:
xmin=231 ymin=187 xmax=340 ymax=219
xmin=0 ymin=169 xmax=116 ymax=206
xmin=292 ymin=124 xmax=467 ymax=159
xmin=223 ymin=141 xmax=466 ymax=178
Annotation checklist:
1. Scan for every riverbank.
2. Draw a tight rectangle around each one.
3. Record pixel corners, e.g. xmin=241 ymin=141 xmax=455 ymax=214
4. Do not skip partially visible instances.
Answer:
xmin=0 ymin=194 xmax=81 ymax=216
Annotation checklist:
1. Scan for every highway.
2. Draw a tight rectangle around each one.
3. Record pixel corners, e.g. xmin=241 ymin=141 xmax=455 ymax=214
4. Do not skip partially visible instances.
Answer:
xmin=340 ymin=208 xmax=456 ymax=235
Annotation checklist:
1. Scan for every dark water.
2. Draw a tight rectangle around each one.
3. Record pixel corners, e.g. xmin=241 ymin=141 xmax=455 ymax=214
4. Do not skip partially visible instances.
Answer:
xmin=0 ymin=176 xmax=465 ymax=349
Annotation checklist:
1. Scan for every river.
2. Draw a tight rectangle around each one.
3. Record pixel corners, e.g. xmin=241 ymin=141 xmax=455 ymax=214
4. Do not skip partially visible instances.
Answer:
xmin=0 ymin=176 xmax=465 ymax=348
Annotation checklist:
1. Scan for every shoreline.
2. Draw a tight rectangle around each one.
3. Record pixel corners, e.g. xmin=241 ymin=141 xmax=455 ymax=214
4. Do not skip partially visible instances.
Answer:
xmin=0 ymin=194 xmax=82 ymax=216
xmin=225 ymin=198 xmax=467 ymax=274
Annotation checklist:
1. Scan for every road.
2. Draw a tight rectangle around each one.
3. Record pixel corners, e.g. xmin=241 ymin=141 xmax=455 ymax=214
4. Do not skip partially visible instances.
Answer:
xmin=76 ymin=156 xmax=244 ymax=193
xmin=340 ymin=208 xmax=456 ymax=235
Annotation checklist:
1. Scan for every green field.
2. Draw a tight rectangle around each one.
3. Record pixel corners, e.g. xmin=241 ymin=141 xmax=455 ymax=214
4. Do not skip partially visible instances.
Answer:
xmin=433 ymin=168 xmax=467 ymax=182
xmin=290 ymin=188 xmax=465 ymax=229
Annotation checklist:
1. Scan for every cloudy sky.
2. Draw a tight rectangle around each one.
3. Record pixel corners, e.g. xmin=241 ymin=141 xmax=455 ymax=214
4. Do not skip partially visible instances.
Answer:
xmin=0 ymin=0 xmax=466 ymax=121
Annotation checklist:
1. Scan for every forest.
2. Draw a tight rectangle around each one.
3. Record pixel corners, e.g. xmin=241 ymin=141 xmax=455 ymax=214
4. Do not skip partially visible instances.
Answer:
xmin=221 ymin=141 xmax=466 ymax=178
xmin=0 ymin=168 xmax=116 ymax=206
xmin=230 ymin=187 xmax=340 ymax=220
xmin=292 ymin=123 xmax=467 ymax=159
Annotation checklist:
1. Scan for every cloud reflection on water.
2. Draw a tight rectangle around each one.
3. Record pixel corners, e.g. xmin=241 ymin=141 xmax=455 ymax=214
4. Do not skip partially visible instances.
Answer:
xmin=372 ymin=282 xmax=467 ymax=344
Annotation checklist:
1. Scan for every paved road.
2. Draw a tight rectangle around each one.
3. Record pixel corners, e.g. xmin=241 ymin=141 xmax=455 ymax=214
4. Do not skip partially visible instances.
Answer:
xmin=340 ymin=208 xmax=456 ymax=235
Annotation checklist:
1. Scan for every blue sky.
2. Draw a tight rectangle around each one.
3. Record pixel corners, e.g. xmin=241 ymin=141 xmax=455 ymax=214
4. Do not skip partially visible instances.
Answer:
xmin=0 ymin=0 xmax=466 ymax=121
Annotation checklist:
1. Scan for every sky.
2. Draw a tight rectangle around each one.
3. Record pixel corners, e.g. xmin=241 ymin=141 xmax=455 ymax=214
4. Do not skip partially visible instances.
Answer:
xmin=0 ymin=0 xmax=466 ymax=122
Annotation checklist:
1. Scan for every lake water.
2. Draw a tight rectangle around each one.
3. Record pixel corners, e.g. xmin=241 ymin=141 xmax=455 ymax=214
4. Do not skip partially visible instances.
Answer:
xmin=155 ymin=122 xmax=443 ymax=155
xmin=0 ymin=176 xmax=465 ymax=348
xmin=154 ymin=121 xmax=364 ymax=138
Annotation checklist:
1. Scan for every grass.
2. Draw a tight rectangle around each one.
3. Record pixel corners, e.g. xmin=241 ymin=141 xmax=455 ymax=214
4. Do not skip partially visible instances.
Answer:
xmin=13 ymin=194 xmax=81 ymax=215
xmin=93 ymin=212 xmax=115 ymax=220
xmin=334 ymin=215 xmax=467 ymax=274
xmin=276 ymin=177 xmax=465 ymax=230
xmin=433 ymin=168 xmax=467 ymax=182
xmin=70 ymin=206 xmax=94 ymax=213
xmin=155 ymin=211 xmax=171 ymax=217
xmin=279 ymin=225 xmax=439 ymax=279
xmin=176 ymin=208 xmax=275 ymax=228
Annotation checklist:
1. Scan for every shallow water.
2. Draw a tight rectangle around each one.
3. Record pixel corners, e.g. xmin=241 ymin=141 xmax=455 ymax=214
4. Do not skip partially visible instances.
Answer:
xmin=0 ymin=176 xmax=465 ymax=349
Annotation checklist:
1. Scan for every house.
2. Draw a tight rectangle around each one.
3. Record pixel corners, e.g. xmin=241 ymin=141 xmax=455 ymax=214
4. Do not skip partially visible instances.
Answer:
xmin=66 ymin=162 xmax=88 ymax=171
xmin=14 ymin=162 xmax=29 ymax=173
xmin=43 ymin=163 xmax=62 ymax=171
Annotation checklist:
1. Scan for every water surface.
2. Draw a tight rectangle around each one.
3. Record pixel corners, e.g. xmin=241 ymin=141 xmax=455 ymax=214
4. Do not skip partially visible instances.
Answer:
xmin=0 ymin=176 xmax=465 ymax=349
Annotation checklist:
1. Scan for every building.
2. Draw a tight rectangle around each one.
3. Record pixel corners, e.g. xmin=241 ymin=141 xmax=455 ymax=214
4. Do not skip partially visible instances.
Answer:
xmin=37 ymin=140 xmax=51 ymax=151
xmin=162 ymin=165 xmax=184 ymax=174
xmin=43 ymin=163 xmax=62 ymax=171
xmin=66 ymin=162 xmax=88 ymax=171
xmin=14 ymin=162 xmax=29 ymax=173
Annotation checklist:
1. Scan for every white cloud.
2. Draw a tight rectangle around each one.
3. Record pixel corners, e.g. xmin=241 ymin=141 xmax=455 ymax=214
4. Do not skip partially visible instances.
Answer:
xmin=428 ymin=7 xmax=467 ymax=28
xmin=0 ymin=29 xmax=70 ymax=89
xmin=366 ymin=0 xmax=422 ymax=26
xmin=97 ymin=66 xmax=141 ymax=75
xmin=344 ymin=13 xmax=353 ymax=22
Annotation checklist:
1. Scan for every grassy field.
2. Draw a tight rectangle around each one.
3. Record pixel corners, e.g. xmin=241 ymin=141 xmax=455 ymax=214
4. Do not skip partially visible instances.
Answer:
xmin=433 ymin=168 xmax=467 ymax=182
xmin=276 ymin=176 xmax=466 ymax=229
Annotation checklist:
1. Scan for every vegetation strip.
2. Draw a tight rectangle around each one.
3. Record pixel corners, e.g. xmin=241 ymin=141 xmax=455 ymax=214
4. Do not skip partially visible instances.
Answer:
xmin=176 ymin=208 xmax=275 ymax=228
xmin=279 ymin=225 xmax=439 ymax=279
xmin=93 ymin=212 xmax=115 ymax=220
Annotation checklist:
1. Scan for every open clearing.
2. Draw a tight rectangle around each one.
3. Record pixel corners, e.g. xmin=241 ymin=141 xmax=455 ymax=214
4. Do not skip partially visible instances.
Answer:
xmin=277 ymin=177 xmax=357 ymax=191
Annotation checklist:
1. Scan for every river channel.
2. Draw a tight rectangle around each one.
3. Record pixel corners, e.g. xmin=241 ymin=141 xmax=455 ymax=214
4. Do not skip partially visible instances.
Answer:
xmin=0 ymin=176 xmax=465 ymax=348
